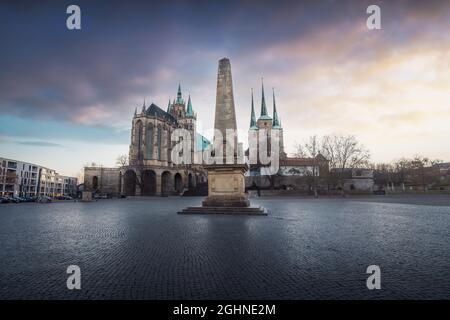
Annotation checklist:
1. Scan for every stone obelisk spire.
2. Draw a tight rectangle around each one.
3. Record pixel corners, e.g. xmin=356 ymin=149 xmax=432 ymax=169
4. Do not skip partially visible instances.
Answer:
xmin=214 ymin=58 xmax=237 ymax=133
xmin=214 ymin=58 xmax=238 ymax=161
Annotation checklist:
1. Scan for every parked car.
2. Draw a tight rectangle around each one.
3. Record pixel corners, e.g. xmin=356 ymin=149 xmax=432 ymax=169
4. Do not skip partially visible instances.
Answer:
xmin=37 ymin=196 xmax=52 ymax=203
xmin=14 ymin=196 xmax=27 ymax=202
xmin=373 ymin=189 xmax=386 ymax=195
xmin=5 ymin=196 xmax=22 ymax=203
xmin=0 ymin=197 xmax=9 ymax=203
xmin=55 ymin=196 xmax=73 ymax=200
xmin=22 ymin=196 xmax=37 ymax=202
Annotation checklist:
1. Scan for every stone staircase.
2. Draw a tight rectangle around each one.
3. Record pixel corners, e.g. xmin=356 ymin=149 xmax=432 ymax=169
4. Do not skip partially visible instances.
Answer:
xmin=178 ymin=206 xmax=267 ymax=215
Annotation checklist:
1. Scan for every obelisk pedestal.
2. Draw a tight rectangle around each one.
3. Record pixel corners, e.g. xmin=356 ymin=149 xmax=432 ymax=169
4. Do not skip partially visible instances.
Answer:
xmin=202 ymin=164 xmax=250 ymax=207
xmin=179 ymin=58 xmax=266 ymax=215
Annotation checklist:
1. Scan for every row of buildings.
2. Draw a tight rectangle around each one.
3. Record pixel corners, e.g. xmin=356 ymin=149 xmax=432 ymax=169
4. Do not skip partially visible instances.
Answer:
xmin=83 ymin=80 xmax=450 ymax=197
xmin=0 ymin=157 xmax=78 ymax=197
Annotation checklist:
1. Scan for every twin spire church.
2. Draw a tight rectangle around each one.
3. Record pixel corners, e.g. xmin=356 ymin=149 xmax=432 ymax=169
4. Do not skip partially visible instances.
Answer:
xmin=247 ymin=81 xmax=287 ymax=177
xmin=249 ymin=81 xmax=282 ymax=131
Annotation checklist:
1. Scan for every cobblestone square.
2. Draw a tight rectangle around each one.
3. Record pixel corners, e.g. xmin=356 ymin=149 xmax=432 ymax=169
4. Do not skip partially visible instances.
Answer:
xmin=1 ymin=196 xmax=449 ymax=299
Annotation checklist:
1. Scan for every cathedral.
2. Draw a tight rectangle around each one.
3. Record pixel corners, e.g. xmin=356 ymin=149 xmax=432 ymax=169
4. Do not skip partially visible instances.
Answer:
xmin=84 ymin=85 xmax=209 ymax=196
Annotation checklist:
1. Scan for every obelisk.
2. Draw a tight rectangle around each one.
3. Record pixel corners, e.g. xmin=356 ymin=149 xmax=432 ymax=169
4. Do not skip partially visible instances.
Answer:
xmin=202 ymin=57 xmax=249 ymax=207
xmin=179 ymin=58 xmax=266 ymax=215
xmin=213 ymin=57 xmax=238 ymax=162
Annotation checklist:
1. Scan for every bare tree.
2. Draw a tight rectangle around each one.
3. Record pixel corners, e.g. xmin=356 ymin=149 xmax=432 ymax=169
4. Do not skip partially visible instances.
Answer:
xmin=116 ymin=154 xmax=129 ymax=167
xmin=295 ymin=136 xmax=322 ymax=197
xmin=408 ymin=155 xmax=442 ymax=191
xmin=371 ymin=162 xmax=395 ymax=190
xmin=293 ymin=141 xmax=307 ymax=158
xmin=321 ymin=134 xmax=370 ymax=196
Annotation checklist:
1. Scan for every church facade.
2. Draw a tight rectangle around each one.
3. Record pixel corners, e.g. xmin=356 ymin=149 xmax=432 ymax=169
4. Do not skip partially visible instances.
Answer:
xmin=84 ymin=85 xmax=209 ymax=196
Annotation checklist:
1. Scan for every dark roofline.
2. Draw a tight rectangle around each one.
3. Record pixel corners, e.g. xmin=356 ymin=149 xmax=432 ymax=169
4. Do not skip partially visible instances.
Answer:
xmin=145 ymin=103 xmax=178 ymax=125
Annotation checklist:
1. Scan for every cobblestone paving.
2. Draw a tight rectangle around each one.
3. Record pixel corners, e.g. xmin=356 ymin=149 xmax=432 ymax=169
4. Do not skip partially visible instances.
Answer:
xmin=0 ymin=196 xmax=449 ymax=299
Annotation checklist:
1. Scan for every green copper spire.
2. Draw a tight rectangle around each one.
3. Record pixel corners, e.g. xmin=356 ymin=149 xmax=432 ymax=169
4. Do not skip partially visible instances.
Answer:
xmin=272 ymin=88 xmax=281 ymax=128
xmin=259 ymin=78 xmax=272 ymax=120
xmin=250 ymin=89 xmax=257 ymax=129
xmin=176 ymin=83 xmax=183 ymax=104
xmin=186 ymin=94 xmax=194 ymax=117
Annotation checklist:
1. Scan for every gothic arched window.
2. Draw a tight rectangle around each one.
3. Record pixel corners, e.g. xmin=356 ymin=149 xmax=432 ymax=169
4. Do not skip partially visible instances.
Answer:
xmin=146 ymin=124 xmax=154 ymax=159
xmin=157 ymin=126 xmax=162 ymax=160
xmin=136 ymin=121 xmax=143 ymax=160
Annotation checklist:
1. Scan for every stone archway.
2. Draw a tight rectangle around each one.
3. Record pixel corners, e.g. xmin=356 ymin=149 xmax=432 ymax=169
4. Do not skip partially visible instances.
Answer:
xmin=92 ymin=176 xmax=99 ymax=190
xmin=174 ymin=173 xmax=183 ymax=194
xmin=161 ymin=171 xmax=173 ymax=196
xmin=124 ymin=170 xmax=137 ymax=196
xmin=141 ymin=170 xmax=157 ymax=196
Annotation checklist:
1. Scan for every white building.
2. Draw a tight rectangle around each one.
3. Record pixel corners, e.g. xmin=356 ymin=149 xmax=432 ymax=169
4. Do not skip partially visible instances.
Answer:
xmin=0 ymin=157 xmax=77 ymax=197
xmin=38 ymin=167 xmax=77 ymax=197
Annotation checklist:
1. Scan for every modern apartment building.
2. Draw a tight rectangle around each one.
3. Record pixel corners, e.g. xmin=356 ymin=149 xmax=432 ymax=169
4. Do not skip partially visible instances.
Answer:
xmin=0 ymin=157 xmax=77 ymax=197
xmin=38 ymin=167 xmax=78 ymax=197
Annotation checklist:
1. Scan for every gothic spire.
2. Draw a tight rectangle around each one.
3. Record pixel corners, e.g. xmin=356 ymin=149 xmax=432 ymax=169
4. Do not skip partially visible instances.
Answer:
xmin=176 ymin=83 xmax=183 ymax=104
xmin=259 ymin=78 xmax=271 ymax=120
xmin=167 ymin=99 xmax=171 ymax=113
xmin=250 ymin=88 xmax=257 ymax=129
xmin=272 ymin=88 xmax=281 ymax=128
xmin=186 ymin=94 xmax=194 ymax=117
xmin=134 ymin=107 xmax=137 ymax=117
xmin=142 ymin=98 xmax=146 ymax=113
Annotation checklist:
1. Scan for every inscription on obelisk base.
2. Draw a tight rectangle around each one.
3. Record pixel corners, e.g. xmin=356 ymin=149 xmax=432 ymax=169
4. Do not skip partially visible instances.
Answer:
xmin=179 ymin=58 xmax=266 ymax=215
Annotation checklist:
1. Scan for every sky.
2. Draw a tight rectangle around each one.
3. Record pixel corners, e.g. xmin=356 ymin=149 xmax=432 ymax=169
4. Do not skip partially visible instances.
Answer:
xmin=1 ymin=0 xmax=450 ymax=177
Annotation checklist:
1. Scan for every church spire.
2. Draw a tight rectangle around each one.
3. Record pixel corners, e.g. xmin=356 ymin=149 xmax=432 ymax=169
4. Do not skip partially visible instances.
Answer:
xmin=186 ymin=94 xmax=194 ymax=117
xmin=167 ymin=99 xmax=171 ymax=113
xmin=250 ymin=88 xmax=257 ymax=129
xmin=142 ymin=98 xmax=146 ymax=113
xmin=259 ymin=78 xmax=271 ymax=120
xmin=272 ymin=88 xmax=281 ymax=128
xmin=134 ymin=107 xmax=137 ymax=117
xmin=176 ymin=83 xmax=183 ymax=104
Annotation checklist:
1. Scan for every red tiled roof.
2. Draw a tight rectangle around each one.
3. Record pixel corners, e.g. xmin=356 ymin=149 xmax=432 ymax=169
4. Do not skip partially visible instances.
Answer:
xmin=281 ymin=157 xmax=318 ymax=166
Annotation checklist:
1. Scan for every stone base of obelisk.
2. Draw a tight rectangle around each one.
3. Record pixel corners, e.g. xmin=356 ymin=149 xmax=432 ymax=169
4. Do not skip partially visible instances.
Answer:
xmin=178 ymin=164 xmax=267 ymax=215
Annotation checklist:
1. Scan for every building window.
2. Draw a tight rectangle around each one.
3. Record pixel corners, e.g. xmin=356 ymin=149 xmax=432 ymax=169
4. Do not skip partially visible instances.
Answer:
xmin=146 ymin=126 xmax=153 ymax=159
xmin=157 ymin=127 xmax=162 ymax=160
xmin=7 ymin=162 xmax=17 ymax=169
xmin=135 ymin=121 xmax=143 ymax=160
